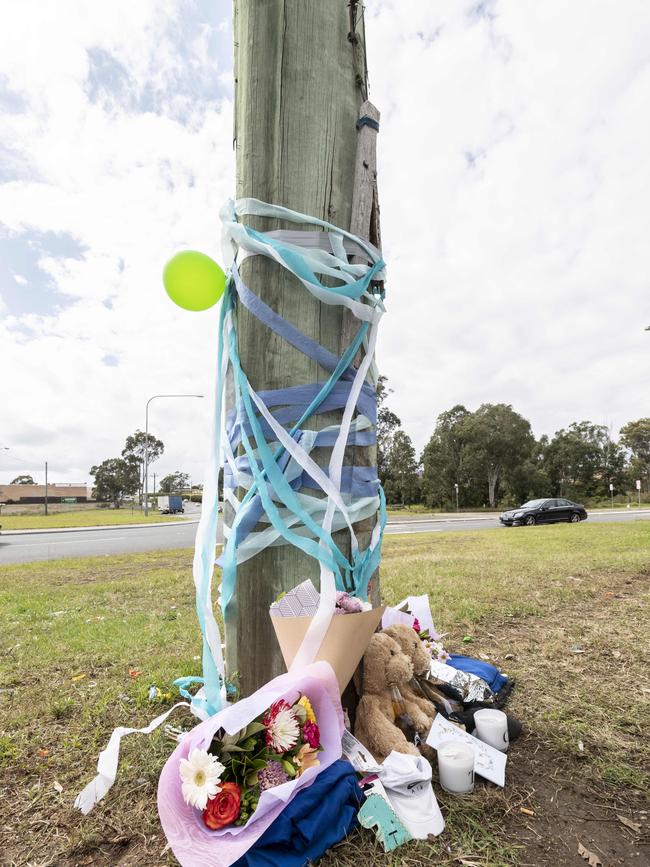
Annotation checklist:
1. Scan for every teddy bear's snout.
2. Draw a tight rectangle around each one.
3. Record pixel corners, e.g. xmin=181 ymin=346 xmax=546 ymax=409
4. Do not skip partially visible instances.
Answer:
xmin=386 ymin=652 xmax=413 ymax=685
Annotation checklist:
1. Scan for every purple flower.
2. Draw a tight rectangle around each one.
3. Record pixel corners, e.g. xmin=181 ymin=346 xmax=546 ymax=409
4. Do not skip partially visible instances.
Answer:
xmin=258 ymin=761 xmax=289 ymax=791
xmin=335 ymin=591 xmax=363 ymax=614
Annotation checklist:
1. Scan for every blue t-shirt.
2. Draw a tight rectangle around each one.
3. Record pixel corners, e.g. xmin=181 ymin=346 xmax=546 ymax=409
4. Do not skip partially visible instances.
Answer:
xmin=234 ymin=759 xmax=364 ymax=867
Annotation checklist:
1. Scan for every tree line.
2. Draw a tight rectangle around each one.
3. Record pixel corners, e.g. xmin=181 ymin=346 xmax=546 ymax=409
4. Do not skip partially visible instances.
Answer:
xmin=88 ymin=386 xmax=650 ymax=512
xmin=378 ymin=378 xmax=650 ymax=510
xmin=90 ymin=431 xmax=192 ymax=506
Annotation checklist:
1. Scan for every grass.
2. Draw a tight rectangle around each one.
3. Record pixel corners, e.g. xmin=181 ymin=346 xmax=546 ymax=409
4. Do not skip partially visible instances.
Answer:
xmin=0 ymin=509 xmax=187 ymax=530
xmin=1 ymin=521 xmax=649 ymax=865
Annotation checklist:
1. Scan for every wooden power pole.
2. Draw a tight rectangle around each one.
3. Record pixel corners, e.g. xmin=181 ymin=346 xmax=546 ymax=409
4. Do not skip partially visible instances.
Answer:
xmin=228 ymin=0 xmax=382 ymax=695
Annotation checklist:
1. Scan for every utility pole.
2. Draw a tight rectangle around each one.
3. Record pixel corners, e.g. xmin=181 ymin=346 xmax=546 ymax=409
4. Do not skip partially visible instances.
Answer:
xmin=44 ymin=461 xmax=48 ymax=516
xmin=229 ymin=0 xmax=381 ymax=694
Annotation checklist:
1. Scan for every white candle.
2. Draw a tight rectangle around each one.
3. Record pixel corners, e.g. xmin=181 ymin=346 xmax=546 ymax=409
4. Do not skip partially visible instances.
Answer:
xmin=437 ymin=741 xmax=475 ymax=794
xmin=474 ymin=709 xmax=509 ymax=752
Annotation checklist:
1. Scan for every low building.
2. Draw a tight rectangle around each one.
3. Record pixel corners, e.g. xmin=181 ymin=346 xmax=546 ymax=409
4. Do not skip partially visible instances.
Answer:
xmin=0 ymin=483 xmax=91 ymax=504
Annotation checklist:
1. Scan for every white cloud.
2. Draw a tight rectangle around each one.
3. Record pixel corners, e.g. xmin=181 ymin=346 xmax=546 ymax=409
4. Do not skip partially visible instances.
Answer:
xmin=368 ymin=0 xmax=650 ymax=449
xmin=1 ymin=0 xmax=649 ymax=487
xmin=0 ymin=0 xmax=234 ymax=483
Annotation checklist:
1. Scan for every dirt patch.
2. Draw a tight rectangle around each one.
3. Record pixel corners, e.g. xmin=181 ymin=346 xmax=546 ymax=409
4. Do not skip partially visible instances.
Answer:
xmin=500 ymin=734 xmax=649 ymax=866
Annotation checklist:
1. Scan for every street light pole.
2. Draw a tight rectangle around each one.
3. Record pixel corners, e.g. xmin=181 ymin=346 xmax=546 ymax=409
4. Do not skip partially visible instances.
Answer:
xmin=143 ymin=394 xmax=204 ymax=516
xmin=454 ymin=483 xmax=459 ymax=513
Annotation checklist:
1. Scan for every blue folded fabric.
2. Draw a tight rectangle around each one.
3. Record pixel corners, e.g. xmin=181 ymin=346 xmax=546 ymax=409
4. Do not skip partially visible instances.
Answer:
xmin=233 ymin=759 xmax=364 ymax=867
xmin=448 ymin=654 xmax=508 ymax=694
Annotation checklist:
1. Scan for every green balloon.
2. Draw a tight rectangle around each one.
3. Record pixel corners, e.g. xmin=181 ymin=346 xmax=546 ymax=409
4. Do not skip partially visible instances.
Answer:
xmin=163 ymin=250 xmax=226 ymax=311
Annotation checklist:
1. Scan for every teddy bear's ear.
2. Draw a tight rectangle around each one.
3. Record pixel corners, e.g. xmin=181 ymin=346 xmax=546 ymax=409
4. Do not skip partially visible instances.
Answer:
xmin=382 ymin=625 xmax=399 ymax=642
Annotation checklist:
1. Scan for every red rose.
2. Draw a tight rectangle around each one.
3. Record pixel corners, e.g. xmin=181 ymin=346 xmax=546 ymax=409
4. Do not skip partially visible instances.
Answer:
xmin=203 ymin=782 xmax=241 ymax=830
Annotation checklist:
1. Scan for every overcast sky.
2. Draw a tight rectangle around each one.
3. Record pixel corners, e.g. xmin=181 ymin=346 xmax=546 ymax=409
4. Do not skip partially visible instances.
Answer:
xmin=1 ymin=0 xmax=649 ymax=486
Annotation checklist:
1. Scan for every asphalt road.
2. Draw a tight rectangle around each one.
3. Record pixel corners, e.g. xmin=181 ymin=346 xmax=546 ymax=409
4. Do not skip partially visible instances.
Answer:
xmin=2 ymin=509 xmax=649 ymax=565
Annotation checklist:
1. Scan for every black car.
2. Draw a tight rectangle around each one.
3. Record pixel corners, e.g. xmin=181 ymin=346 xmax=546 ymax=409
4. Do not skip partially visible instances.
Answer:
xmin=500 ymin=498 xmax=587 ymax=527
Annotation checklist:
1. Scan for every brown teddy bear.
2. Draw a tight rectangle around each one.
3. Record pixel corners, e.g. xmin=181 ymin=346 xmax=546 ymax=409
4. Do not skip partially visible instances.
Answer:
xmin=355 ymin=632 xmax=424 ymax=763
xmin=382 ymin=623 xmax=438 ymax=736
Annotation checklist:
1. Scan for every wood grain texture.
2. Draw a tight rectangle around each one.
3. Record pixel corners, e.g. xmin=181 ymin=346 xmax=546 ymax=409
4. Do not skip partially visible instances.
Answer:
xmin=228 ymin=0 xmax=380 ymax=694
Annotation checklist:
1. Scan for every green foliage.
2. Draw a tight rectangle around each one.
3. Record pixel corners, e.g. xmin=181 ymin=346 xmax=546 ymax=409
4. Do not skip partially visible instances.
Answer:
xmin=383 ymin=429 xmax=420 ymax=506
xmin=461 ymin=404 xmax=536 ymax=507
xmin=421 ymin=405 xmax=470 ymax=510
xmin=235 ymin=787 xmax=261 ymax=826
xmin=89 ymin=456 xmax=140 ymax=507
xmin=376 ymin=375 xmax=402 ymax=487
xmin=122 ymin=429 xmax=165 ymax=494
xmin=418 ymin=400 xmax=643 ymax=508
xmin=122 ymin=430 xmax=164 ymax=465
xmin=620 ymin=417 xmax=650 ymax=492
xmin=159 ymin=471 xmax=190 ymax=493
xmin=421 ymin=403 xmax=537 ymax=508
xmin=9 ymin=475 xmax=34 ymax=485
xmin=209 ymin=721 xmax=272 ymax=788
xmin=544 ymin=422 xmax=626 ymax=500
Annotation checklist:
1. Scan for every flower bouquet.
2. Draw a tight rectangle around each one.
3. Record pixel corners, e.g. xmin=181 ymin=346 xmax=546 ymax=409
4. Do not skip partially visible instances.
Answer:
xmin=158 ymin=661 xmax=344 ymax=867
xmin=180 ymin=694 xmax=323 ymax=830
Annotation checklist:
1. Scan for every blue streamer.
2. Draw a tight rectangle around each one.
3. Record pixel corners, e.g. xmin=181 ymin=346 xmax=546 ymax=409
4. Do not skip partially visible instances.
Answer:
xmin=184 ymin=199 xmax=388 ymax=714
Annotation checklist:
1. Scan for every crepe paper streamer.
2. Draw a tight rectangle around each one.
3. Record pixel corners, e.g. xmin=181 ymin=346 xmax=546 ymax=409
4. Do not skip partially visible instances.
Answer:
xmin=74 ymin=702 xmax=189 ymax=814
xmin=185 ymin=197 xmax=387 ymax=718
xmin=163 ymin=250 xmax=226 ymax=311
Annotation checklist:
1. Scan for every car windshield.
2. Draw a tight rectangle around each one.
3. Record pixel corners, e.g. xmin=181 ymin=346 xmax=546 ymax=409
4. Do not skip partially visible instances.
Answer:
xmin=520 ymin=499 xmax=547 ymax=508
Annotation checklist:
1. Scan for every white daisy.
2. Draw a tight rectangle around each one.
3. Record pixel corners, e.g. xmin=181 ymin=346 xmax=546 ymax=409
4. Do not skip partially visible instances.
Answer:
xmin=179 ymin=748 xmax=225 ymax=809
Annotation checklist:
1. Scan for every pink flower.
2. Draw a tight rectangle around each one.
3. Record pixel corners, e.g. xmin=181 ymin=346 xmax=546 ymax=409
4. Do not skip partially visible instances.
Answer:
xmin=302 ymin=720 xmax=320 ymax=749
xmin=335 ymin=592 xmax=363 ymax=614
xmin=412 ymin=618 xmax=421 ymax=633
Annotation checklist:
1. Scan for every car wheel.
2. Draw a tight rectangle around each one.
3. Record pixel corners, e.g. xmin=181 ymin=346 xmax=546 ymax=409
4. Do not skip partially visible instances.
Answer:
xmin=525 ymin=515 xmax=536 ymax=526
xmin=570 ymin=512 xmax=580 ymax=523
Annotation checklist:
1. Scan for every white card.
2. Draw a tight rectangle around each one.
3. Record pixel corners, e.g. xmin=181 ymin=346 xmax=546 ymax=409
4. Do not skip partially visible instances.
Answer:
xmin=425 ymin=715 xmax=507 ymax=787
xmin=396 ymin=594 xmax=438 ymax=636
xmin=381 ymin=606 xmax=416 ymax=630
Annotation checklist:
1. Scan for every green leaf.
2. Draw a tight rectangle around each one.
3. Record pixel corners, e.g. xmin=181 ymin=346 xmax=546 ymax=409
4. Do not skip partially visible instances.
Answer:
xmin=244 ymin=721 xmax=266 ymax=738
xmin=282 ymin=760 xmax=297 ymax=777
